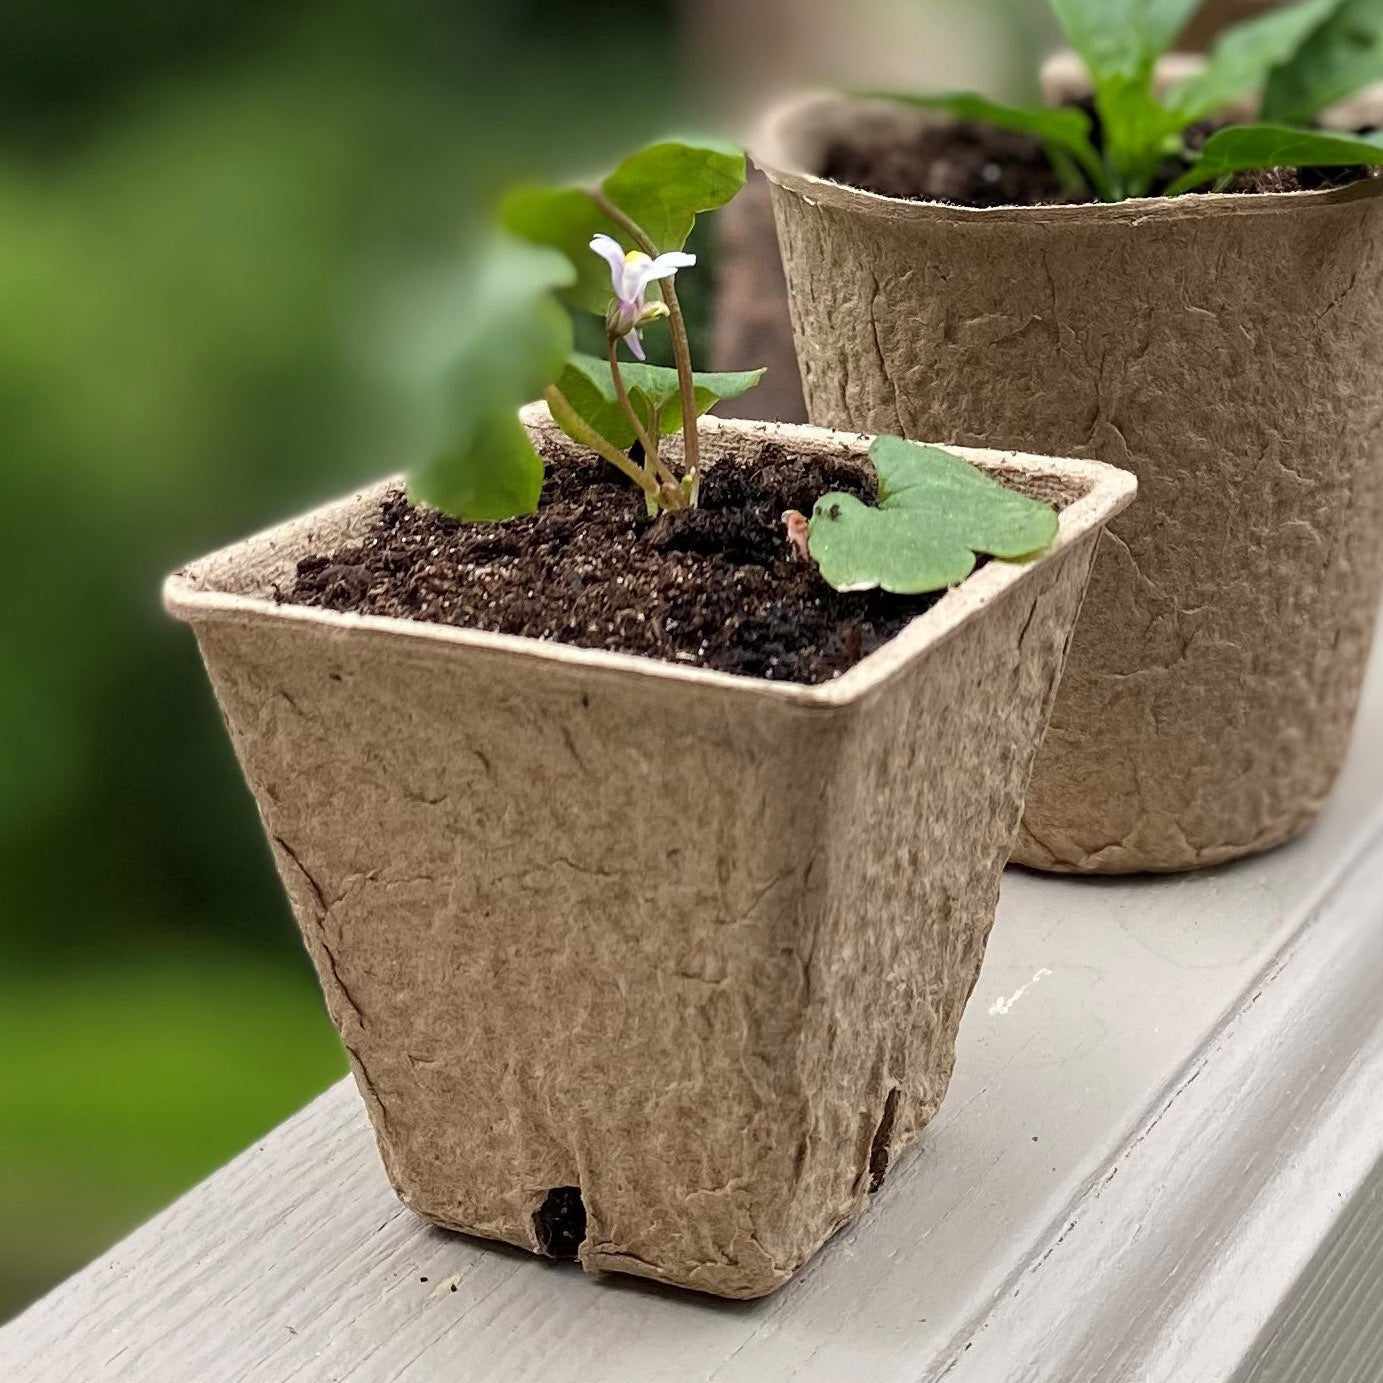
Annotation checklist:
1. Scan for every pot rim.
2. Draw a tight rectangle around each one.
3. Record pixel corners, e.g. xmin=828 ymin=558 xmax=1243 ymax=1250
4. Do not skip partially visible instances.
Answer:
xmin=753 ymin=90 xmax=1383 ymax=227
xmin=164 ymin=409 xmax=1135 ymax=710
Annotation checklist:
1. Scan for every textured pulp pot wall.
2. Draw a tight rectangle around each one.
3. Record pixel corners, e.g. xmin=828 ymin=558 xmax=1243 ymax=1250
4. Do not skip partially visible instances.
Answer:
xmin=166 ymin=413 xmax=1132 ymax=1296
xmin=762 ymin=96 xmax=1383 ymax=872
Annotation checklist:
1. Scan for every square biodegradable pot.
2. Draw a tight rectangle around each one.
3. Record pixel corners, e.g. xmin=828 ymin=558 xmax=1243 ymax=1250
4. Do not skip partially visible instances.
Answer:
xmin=758 ymin=89 xmax=1383 ymax=874
xmin=165 ymin=410 xmax=1134 ymax=1299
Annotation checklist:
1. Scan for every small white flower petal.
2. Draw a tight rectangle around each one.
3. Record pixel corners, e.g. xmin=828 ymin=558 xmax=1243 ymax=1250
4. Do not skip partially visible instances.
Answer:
xmin=619 ymin=252 xmax=652 ymax=305
xmin=590 ymin=234 xmax=629 ymax=295
xmin=629 ymin=250 xmax=696 ymax=298
xmin=653 ymin=250 xmax=697 ymax=274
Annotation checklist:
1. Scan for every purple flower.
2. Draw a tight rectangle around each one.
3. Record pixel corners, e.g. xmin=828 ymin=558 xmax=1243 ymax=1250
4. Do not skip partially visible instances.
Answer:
xmin=590 ymin=233 xmax=695 ymax=361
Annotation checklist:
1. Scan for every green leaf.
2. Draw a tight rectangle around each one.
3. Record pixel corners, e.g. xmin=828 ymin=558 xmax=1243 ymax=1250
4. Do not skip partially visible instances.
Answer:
xmin=1168 ymin=0 xmax=1342 ymax=122
xmin=497 ymin=185 xmax=611 ymax=316
xmin=415 ymin=413 xmax=547 ymax=523
xmin=552 ymin=353 xmax=765 ymax=449
xmin=807 ymin=437 xmax=1060 ymax=595
xmin=1167 ymin=122 xmax=1383 ymax=193
xmin=865 ymin=91 xmax=1109 ymax=196
xmin=1264 ymin=0 xmax=1383 ymax=123
xmin=1048 ymin=0 xmax=1204 ymax=84
xmin=407 ymin=237 xmax=574 ymax=521
xmin=499 ymin=139 xmax=746 ymax=315
xmin=1090 ymin=79 xmax=1180 ymax=202
xmin=602 ymin=139 xmax=747 ymax=253
xmin=861 ymin=91 xmax=1094 ymax=151
xmin=1047 ymin=0 xmax=1204 ymax=198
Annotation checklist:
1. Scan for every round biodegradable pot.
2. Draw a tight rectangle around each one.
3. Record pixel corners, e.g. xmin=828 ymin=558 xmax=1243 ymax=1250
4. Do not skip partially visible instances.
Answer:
xmin=166 ymin=408 xmax=1132 ymax=1298
xmin=758 ymin=92 xmax=1383 ymax=873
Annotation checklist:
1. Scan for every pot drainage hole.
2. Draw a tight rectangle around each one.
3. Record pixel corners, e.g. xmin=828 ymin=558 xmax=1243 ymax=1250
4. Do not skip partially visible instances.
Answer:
xmin=534 ymin=1186 xmax=587 ymax=1259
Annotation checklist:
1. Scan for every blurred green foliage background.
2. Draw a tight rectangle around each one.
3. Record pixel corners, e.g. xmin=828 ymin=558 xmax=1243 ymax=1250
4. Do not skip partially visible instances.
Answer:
xmin=0 ymin=0 xmax=686 ymax=1319
xmin=0 ymin=0 xmax=1071 ymax=1322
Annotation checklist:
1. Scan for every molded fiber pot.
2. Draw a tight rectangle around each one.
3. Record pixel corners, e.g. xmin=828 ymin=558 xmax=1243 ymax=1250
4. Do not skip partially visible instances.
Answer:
xmin=758 ymin=93 xmax=1383 ymax=873
xmin=165 ymin=409 xmax=1133 ymax=1298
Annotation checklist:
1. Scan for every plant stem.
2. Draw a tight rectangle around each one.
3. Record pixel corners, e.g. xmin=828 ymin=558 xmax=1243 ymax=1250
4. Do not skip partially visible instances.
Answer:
xmin=641 ymin=406 xmax=686 ymax=489
xmin=585 ymin=188 xmax=703 ymax=505
xmin=1076 ymin=145 xmax=1115 ymax=202
xmin=605 ymin=335 xmax=669 ymax=490
xmin=584 ymin=186 xmax=656 ymax=258
xmin=544 ymin=385 xmax=662 ymax=501
xmin=1046 ymin=143 xmax=1084 ymax=195
xmin=656 ymin=275 xmax=703 ymax=504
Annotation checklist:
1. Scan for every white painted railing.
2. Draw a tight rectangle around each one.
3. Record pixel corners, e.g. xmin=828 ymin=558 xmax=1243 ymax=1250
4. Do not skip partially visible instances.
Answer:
xmin=6 ymin=656 xmax=1383 ymax=1382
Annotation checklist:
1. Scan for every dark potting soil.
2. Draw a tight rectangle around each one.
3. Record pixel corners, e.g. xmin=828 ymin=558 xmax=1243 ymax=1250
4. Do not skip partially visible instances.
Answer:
xmin=285 ymin=449 xmax=949 ymax=686
xmin=819 ymin=116 xmax=1381 ymax=208
xmin=822 ymin=121 xmax=1087 ymax=207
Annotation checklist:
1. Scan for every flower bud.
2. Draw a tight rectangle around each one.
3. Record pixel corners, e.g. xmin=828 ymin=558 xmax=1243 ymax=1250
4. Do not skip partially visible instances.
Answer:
xmin=605 ymin=301 xmax=633 ymax=339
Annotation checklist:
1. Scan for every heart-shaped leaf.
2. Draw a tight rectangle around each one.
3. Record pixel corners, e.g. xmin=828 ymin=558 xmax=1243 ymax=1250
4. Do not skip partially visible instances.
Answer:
xmin=408 ymin=237 xmax=573 ymax=521
xmin=552 ymin=353 xmax=766 ymax=449
xmin=1167 ymin=122 xmax=1383 ymax=194
xmin=808 ymin=437 xmax=1059 ymax=595
xmin=602 ymin=140 xmax=747 ymax=251
xmin=500 ymin=139 xmax=746 ymax=314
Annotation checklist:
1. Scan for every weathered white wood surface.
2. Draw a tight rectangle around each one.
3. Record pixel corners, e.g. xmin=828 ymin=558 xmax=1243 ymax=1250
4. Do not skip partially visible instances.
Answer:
xmin=7 ymin=665 xmax=1383 ymax=1382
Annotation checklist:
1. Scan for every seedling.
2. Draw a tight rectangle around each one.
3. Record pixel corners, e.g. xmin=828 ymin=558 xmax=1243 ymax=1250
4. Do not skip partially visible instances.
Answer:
xmin=406 ymin=139 xmax=1058 ymax=594
xmin=409 ymin=139 xmax=760 ymax=520
xmin=868 ymin=0 xmax=1383 ymax=199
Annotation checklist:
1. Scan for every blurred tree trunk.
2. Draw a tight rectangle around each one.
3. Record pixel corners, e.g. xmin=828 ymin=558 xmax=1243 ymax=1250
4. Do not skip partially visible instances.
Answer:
xmin=710 ymin=170 xmax=807 ymax=423
xmin=695 ymin=0 xmax=930 ymax=422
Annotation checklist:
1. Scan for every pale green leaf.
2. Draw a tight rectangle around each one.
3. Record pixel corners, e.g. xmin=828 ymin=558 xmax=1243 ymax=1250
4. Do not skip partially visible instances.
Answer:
xmin=1167 ymin=122 xmax=1383 ymax=193
xmin=1168 ymin=0 xmax=1341 ymax=122
xmin=1048 ymin=0 xmax=1204 ymax=83
xmin=1264 ymin=0 xmax=1383 ymax=124
xmin=667 ymin=365 xmax=766 ymax=435
xmin=807 ymin=437 xmax=1059 ymax=595
xmin=552 ymin=353 xmax=765 ymax=449
xmin=809 ymin=498 xmax=981 ymax=593
xmin=1046 ymin=0 xmax=1204 ymax=197
xmin=1093 ymin=77 xmax=1188 ymax=199
xmin=407 ymin=237 xmax=573 ymax=521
